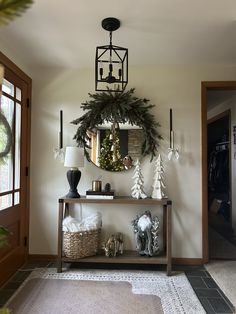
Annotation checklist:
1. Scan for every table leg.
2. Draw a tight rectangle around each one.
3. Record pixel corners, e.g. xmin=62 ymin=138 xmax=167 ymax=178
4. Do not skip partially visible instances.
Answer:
xmin=57 ymin=199 xmax=64 ymax=273
xmin=166 ymin=201 xmax=172 ymax=276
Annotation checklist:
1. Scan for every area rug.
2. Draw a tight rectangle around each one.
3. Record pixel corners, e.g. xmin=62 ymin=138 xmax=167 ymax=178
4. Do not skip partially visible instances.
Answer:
xmin=5 ymin=268 xmax=205 ymax=314
xmin=205 ymin=260 xmax=236 ymax=309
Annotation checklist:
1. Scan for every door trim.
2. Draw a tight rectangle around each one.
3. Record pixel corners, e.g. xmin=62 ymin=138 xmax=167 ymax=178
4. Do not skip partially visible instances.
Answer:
xmin=202 ymin=81 xmax=236 ymax=263
xmin=0 ymin=51 xmax=31 ymax=281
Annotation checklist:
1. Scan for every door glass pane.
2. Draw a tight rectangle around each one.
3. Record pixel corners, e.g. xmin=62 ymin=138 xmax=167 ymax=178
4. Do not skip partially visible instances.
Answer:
xmin=15 ymin=103 xmax=21 ymax=189
xmin=0 ymin=194 xmax=12 ymax=210
xmin=16 ymin=87 xmax=21 ymax=101
xmin=2 ymin=79 xmax=14 ymax=96
xmin=1 ymin=95 xmax=14 ymax=126
xmin=14 ymin=192 xmax=20 ymax=205
xmin=0 ymin=155 xmax=13 ymax=193
xmin=0 ymin=96 xmax=13 ymax=193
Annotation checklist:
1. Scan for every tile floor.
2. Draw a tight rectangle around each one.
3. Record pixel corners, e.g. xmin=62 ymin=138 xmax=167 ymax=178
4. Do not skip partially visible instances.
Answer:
xmin=0 ymin=261 xmax=235 ymax=313
xmin=184 ymin=266 xmax=235 ymax=314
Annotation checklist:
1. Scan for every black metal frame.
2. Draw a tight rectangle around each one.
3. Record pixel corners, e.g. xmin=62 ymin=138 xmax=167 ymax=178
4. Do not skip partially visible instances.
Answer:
xmin=95 ymin=17 xmax=128 ymax=92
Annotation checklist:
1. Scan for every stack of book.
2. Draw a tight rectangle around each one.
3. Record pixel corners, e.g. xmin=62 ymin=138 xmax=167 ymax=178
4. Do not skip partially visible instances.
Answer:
xmin=86 ymin=190 xmax=115 ymax=199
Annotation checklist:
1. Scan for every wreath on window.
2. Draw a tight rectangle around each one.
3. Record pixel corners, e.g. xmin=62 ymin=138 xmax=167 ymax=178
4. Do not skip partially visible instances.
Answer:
xmin=71 ymin=88 xmax=162 ymax=161
xmin=0 ymin=111 xmax=12 ymax=162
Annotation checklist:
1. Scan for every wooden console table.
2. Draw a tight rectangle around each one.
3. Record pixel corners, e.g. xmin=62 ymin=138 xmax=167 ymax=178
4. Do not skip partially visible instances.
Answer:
xmin=57 ymin=196 xmax=172 ymax=275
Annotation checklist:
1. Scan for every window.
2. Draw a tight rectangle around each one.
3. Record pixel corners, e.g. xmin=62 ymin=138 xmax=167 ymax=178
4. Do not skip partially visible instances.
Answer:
xmin=0 ymin=78 xmax=22 ymax=210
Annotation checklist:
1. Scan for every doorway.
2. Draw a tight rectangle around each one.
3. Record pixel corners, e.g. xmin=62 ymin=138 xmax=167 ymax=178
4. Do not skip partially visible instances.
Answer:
xmin=207 ymin=108 xmax=236 ymax=259
xmin=0 ymin=52 xmax=31 ymax=285
xmin=202 ymin=82 xmax=236 ymax=263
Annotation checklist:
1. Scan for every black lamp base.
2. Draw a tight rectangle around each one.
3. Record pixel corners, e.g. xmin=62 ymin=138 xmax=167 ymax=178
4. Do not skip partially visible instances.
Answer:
xmin=66 ymin=169 xmax=81 ymax=198
xmin=66 ymin=190 xmax=81 ymax=198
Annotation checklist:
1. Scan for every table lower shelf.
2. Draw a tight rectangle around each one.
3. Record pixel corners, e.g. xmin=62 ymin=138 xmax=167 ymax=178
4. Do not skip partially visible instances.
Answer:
xmin=57 ymin=197 xmax=172 ymax=275
xmin=61 ymin=250 xmax=169 ymax=265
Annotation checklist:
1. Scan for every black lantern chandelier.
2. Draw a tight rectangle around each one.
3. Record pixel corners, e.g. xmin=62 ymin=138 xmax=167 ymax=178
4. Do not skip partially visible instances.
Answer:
xmin=95 ymin=17 xmax=128 ymax=92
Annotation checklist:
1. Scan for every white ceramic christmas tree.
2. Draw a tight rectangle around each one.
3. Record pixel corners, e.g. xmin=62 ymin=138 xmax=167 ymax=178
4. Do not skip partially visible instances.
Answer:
xmin=151 ymin=154 xmax=167 ymax=199
xmin=131 ymin=159 xmax=147 ymax=199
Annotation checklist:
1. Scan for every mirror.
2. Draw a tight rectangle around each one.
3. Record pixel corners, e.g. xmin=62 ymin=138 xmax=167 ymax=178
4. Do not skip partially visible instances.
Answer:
xmin=71 ymin=88 xmax=162 ymax=172
xmin=87 ymin=123 xmax=144 ymax=171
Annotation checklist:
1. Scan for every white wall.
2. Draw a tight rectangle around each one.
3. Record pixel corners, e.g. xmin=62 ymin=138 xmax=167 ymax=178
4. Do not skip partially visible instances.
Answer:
xmin=207 ymin=91 xmax=236 ymax=230
xmin=29 ymin=64 xmax=236 ymax=258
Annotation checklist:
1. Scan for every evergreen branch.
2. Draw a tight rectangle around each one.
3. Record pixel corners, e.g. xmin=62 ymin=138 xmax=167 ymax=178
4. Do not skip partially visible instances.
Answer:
xmin=0 ymin=0 xmax=33 ymax=26
xmin=71 ymin=88 xmax=162 ymax=162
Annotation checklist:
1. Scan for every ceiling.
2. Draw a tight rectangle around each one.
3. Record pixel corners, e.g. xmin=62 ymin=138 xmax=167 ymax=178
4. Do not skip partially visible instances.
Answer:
xmin=0 ymin=0 xmax=235 ymax=71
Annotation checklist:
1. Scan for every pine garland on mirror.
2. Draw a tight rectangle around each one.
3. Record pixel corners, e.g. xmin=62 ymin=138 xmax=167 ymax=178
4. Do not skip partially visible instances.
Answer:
xmin=71 ymin=88 xmax=162 ymax=163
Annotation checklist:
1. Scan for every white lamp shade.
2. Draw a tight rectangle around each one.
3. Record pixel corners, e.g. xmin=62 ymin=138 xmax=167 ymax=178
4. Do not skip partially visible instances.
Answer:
xmin=64 ymin=146 xmax=84 ymax=168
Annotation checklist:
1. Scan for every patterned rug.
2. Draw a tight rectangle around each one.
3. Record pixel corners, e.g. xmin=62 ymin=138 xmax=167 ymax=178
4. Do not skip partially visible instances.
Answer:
xmin=5 ymin=268 xmax=205 ymax=314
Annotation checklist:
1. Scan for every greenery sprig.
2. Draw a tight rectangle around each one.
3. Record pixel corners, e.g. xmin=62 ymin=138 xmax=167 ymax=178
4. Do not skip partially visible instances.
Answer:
xmin=71 ymin=88 xmax=162 ymax=161
xmin=0 ymin=226 xmax=11 ymax=248
xmin=0 ymin=0 xmax=33 ymax=26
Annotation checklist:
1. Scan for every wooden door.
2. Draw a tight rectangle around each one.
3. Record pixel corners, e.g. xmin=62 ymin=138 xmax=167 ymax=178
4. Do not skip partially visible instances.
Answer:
xmin=0 ymin=52 xmax=31 ymax=285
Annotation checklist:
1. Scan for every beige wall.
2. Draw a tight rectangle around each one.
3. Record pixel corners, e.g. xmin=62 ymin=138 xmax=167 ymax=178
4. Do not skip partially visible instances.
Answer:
xmin=29 ymin=64 xmax=236 ymax=257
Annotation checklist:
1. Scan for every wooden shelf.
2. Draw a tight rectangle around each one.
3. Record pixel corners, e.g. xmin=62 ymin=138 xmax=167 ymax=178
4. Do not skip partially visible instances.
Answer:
xmin=57 ymin=196 xmax=172 ymax=275
xmin=59 ymin=196 xmax=172 ymax=206
xmin=62 ymin=250 xmax=168 ymax=265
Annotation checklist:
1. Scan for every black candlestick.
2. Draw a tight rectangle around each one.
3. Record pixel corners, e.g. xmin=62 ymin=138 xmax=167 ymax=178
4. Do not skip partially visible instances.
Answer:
xmin=60 ymin=110 xmax=63 ymax=149
xmin=170 ymin=108 xmax=172 ymax=148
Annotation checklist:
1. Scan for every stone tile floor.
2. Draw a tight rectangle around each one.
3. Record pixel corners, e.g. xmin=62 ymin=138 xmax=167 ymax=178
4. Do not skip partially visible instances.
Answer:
xmin=0 ymin=260 xmax=53 ymax=307
xmin=0 ymin=261 xmax=235 ymax=313
xmin=183 ymin=266 xmax=235 ymax=314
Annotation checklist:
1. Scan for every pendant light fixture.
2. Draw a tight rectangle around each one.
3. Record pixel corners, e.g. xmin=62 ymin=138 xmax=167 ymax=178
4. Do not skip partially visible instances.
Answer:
xmin=95 ymin=17 xmax=128 ymax=92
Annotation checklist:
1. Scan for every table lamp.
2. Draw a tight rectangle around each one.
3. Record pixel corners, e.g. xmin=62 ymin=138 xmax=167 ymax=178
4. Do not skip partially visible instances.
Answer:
xmin=64 ymin=146 xmax=84 ymax=198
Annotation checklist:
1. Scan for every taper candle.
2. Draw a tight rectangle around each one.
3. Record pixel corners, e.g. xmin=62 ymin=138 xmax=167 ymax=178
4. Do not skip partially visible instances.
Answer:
xmin=170 ymin=109 xmax=173 ymax=148
xmin=59 ymin=110 xmax=63 ymax=149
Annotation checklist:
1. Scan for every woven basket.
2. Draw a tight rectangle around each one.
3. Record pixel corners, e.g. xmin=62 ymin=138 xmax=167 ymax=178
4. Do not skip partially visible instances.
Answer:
xmin=63 ymin=229 xmax=101 ymax=259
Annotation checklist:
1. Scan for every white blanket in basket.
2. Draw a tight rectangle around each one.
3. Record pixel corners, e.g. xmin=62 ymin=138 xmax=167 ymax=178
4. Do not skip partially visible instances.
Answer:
xmin=63 ymin=213 xmax=102 ymax=232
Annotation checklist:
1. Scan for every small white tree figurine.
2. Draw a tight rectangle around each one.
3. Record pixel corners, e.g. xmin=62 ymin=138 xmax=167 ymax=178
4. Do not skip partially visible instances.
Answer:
xmin=151 ymin=154 xmax=167 ymax=199
xmin=131 ymin=159 xmax=147 ymax=199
